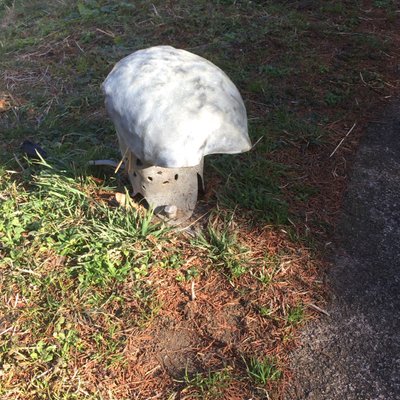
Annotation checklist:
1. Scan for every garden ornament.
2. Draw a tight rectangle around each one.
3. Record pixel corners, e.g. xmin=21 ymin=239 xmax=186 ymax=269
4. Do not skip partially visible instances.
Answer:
xmin=102 ymin=45 xmax=251 ymax=224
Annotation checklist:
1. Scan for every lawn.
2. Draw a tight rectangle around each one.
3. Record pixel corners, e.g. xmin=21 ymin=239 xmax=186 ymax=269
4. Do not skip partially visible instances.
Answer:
xmin=0 ymin=0 xmax=399 ymax=398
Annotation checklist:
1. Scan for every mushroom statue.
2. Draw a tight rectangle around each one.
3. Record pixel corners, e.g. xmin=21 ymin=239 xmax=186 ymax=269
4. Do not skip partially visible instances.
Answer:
xmin=102 ymin=45 xmax=251 ymax=223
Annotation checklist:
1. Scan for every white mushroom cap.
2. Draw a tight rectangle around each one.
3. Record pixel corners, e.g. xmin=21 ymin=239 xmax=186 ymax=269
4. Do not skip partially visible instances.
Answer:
xmin=102 ymin=46 xmax=251 ymax=168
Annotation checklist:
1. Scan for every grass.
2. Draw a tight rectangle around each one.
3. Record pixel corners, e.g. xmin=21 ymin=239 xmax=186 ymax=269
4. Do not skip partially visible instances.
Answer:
xmin=286 ymin=305 xmax=305 ymax=326
xmin=1 ymin=0 xmax=399 ymax=398
xmin=180 ymin=368 xmax=232 ymax=399
xmin=244 ymin=356 xmax=282 ymax=386
xmin=194 ymin=214 xmax=250 ymax=280
xmin=209 ymin=154 xmax=290 ymax=224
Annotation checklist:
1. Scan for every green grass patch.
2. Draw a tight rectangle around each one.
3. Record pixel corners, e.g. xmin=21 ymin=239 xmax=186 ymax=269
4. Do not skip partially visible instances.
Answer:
xmin=1 ymin=163 xmax=166 ymax=288
xmin=286 ymin=304 xmax=305 ymax=326
xmin=194 ymin=215 xmax=250 ymax=280
xmin=209 ymin=155 xmax=289 ymax=224
xmin=244 ymin=356 xmax=282 ymax=385
xmin=180 ymin=367 xmax=232 ymax=399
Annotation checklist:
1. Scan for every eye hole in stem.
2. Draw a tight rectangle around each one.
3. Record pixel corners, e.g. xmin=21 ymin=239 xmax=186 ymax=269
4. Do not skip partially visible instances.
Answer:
xmin=136 ymin=158 xmax=143 ymax=166
xmin=147 ymin=176 xmax=153 ymax=181
xmin=163 ymin=181 xmax=169 ymax=184
xmin=157 ymin=171 xmax=162 ymax=175
xmin=174 ymin=174 xmax=179 ymax=180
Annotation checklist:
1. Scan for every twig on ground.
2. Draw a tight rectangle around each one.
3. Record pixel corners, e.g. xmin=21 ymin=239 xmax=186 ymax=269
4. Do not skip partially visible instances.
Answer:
xmin=13 ymin=153 xmax=25 ymax=171
xmin=191 ymin=280 xmax=196 ymax=301
xmin=96 ymin=28 xmax=115 ymax=37
xmin=251 ymin=135 xmax=264 ymax=150
xmin=176 ymin=210 xmax=211 ymax=233
xmin=329 ymin=122 xmax=356 ymax=158
xmin=0 ymin=326 xmax=14 ymax=336
xmin=15 ymin=268 xmax=41 ymax=276
xmin=34 ymin=367 xmax=53 ymax=380
xmin=14 ymin=293 xmax=19 ymax=308
xmin=115 ymin=147 xmax=129 ymax=173
xmin=308 ymin=303 xmax=330 ymax=316
xmin=75 ymin=41 xmax=84 ymax=53
xmin=152 ymin=3 xmax=161 ymax=18
xmin=88 ymin=159 xmax=119 ymax=168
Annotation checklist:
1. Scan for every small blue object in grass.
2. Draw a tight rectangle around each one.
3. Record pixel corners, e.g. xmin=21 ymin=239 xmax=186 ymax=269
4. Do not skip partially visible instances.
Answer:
xmin=21 ymin=140 xmax=47 ymax=160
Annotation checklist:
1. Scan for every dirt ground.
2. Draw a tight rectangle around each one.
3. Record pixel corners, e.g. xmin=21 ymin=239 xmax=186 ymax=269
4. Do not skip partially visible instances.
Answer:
xmin=286 ymin=100 xmax=400 ymax=399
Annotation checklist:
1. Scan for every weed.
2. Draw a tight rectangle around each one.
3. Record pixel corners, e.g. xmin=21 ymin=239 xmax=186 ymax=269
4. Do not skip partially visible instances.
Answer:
xmin=259 ymin=64 xmax=291 ymax=78
xmin=373 ymin=0 xmax=396 ymax=10
xmin=175 ymin=266 xmax=199 ymax=282
xmin=324 ymin=91 xmax=346 ymax=107
xmin=195 ymin=217 xmax=249 ymax=280
xmin=320 ymin=3 xmax=346 ymax=15
xmin=181 ymin=368 xmax=232 ymax=399
xmin=286 ymin=304 xmax=305 ymax=326
xmin=29 ymin=340 xmax=57 ymax=363
xmin=53 ymin=316 xmax=81 ymax=359
xmin=259 ymin=306 xmax=274 ymax=317
xmin=244 ymin=356 xmax=282 ymax=385
xmin=292 ymin=183 xmax=319 ymax=202
xmin=159 ymin=253 xmax=183 ymax=269
xmin=252 ymin=256 xmax=282 ymax=286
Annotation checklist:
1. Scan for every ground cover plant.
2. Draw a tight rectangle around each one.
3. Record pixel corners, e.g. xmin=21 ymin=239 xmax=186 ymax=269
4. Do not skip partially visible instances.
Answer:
xmin=0 ymin=0 xmax=399 ymax=398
